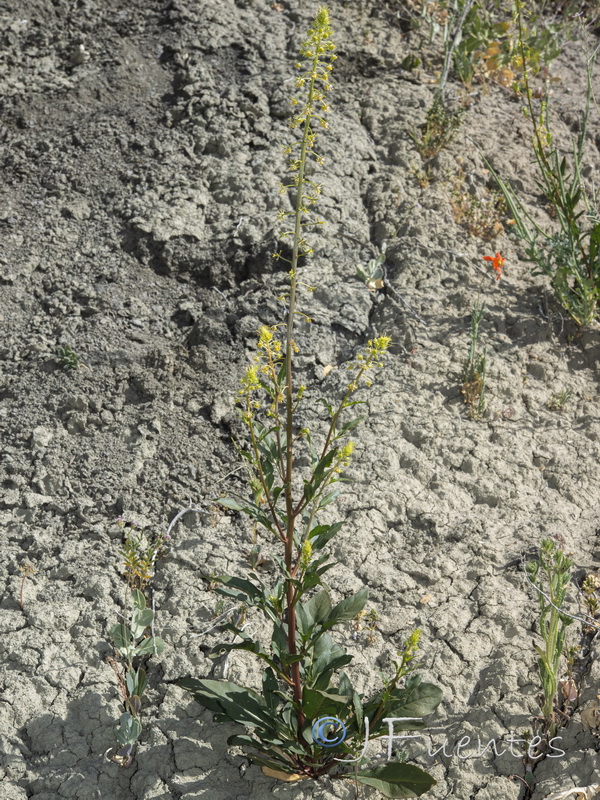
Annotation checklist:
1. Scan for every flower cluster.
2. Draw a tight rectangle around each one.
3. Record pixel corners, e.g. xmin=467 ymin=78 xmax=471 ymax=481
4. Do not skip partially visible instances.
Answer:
xmin=275 ymin=6 xmax=336 ymax=266
xmin=300 ymin=539 xmax=313 ymax=571
xmin=238 ymin=326 xmax=287 ymax=421
xmin=346 ymin=336 xmax=392 ymax=390
xmin=334 ymin=441 xmax=355 ymax=474
xmin=117 ymin=518 xmax=169 ymax=591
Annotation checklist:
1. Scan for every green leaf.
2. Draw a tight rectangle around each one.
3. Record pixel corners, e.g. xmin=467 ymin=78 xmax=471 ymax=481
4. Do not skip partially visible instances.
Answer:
xmin=365 ymin=679 xmax=443 ymax=735
xmin=318 ymin=484 xmax=345 ymax=509
xmin=313 ymin=449 xmax=338 ymax=488
xmin=313 ymin=654 xmax=354 ymax=689
xmin=127 ymin=695 xmax=142 ymax=716
xmin=209 ymin=629 xmax=276 ymax=669
xmin=178 ymin=678 xmax=281 ymax=733
xmin=227 ymin=733 xmax=288 ymax=754
xmin=316 ymin=397 xmax=334 ymax=417
xmin=219 ymin=496 xmax=248 ymax=511
xmin=109 ymin=623 xmax=133 ymax=651
xmin=136 ymin=668 xmax=147 ymax=697
xmin=352 ymin=689 xmax=363 ymax=733
xmin=219 ymin=496 xmax=275 ymax=531
xmin=228 ymin=732 xmax=305 ymax=756
xmin=134 ymin=636 xmax=164 ymax=657
xmin=402 ymin=679 xmax=443 ymax=717
xmin=308 ymin=521 xmax=344 ymax=551
xmin=335 ymin=417 xmax=364 ymax=439
xmin=262 ymin=667 xmax=280 ymax=713
xmin=271 ymin=619 xmax=288 ymax=662
xmin=213 ymin=574 xmax=264 ymax=604
xmin=263 ymin=458 xmax=274 ymax=492
xmin=131 ymin=589 xmax=146 ymax=610
xmin=589 ymin=222 xmax=600 ymax=266
xmin=115 ymin=712 xmax=142 ymax=747
xmin=301 ymin=590 xmax=332 ymax=630
xmin=303 ymin=448 xmax=338 ymax=505
xmin=130 ymin=608 xmax=154 ymax=639
xmin=302 ymin=687 xmax=351 ymax=720
xmin=338 ymin=670 xmax=353 ymax=697
xmin=352 ymin=763 xmax=436 ymax=798
xmin=323 ymin=587 xmax=369 ymax=629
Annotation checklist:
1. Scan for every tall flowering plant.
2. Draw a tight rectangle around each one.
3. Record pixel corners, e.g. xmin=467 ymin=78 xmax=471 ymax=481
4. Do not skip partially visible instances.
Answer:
xmin=179 ymin=9 xmax=442 ymax=795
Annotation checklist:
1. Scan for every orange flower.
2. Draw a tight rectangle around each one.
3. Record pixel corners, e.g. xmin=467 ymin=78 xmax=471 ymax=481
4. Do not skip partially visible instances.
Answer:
xmin=483 ymin=252 xmax=505 ymax=280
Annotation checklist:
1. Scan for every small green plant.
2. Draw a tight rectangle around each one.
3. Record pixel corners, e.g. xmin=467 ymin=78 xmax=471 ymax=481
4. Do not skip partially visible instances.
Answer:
xmin=581 ymin=573 xmax=600 ymax=633
xmin=451 ymin=0 xmax=562 ymax=88
xmin=178 ymin=9 xmax=442 ymax=795
xmin=461 ymin=298 xmax=487 ymax=418
xmin=106 ymin=519 xmax=169 ymax=766
xmin=526 ymin=538 xmax=575 ymax=741
xmin=490 ymin=0 xmax=600 ymax=327
xmin=411 ymin=96 xmax=463 ymax=161
xmin=107 ymin=589 xmax=164 ymax=766
xmin=356 ymin=241 xmax=387 ymax=291
xmin=450 ymin=167 xmax=506 ymax=240
xmin=56 ymin=344 xmax=80 ymax=371
xmin=119 ymin=518 xmax=169 ymax=591
xmin=351 ymin=608 xmax=379 ymax=645
xmin=545 ymin=388 xmax=572 ymax=411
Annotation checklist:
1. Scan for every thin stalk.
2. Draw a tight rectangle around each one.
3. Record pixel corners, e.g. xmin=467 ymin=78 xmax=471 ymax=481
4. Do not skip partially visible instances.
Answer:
xmin=284 ymin=54 xmax=321 ymax=737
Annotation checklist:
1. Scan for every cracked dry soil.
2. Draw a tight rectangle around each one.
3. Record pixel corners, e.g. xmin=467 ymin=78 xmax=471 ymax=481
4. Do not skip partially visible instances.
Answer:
xmin=1 ymin=1 xmax=600 ymax=799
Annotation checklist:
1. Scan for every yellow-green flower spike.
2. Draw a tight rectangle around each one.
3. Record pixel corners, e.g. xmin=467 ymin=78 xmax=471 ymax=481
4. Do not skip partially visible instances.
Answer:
xmin=300 ymin=539 xmax=313 ymax=570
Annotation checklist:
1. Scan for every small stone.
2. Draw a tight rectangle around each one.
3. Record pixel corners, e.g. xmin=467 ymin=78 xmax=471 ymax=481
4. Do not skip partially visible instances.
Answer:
xmin=1 ymin=489 xmax=19 ymax=508
xmin=23 ymin=492 xmax=53 ymax=508
xmin=62 ymin=199 xmax=91 ymax=220
xmin=31 ymin=426 xmax=53 ymax=448
xmin=69 ymin=44 xmax=90 ymax=66
xmin=65 ymin=394 xmax=88 ymax=412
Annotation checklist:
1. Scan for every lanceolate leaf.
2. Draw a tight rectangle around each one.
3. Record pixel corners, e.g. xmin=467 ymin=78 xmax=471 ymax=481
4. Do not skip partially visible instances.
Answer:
xmin=318 ymin=484 xmax=345 ymax=509
xmin=335 ymin=417 xmax=364 ymax=439
xmin=352 ymin=763 xmax=436 ymax=798
xmin=364 ymin=678 xmax=443 ymax=736
xmin=178 ymin=678 xmax=280 ymax=733
xmin=213 ymin=574 xmax=264 ymax=604
xmin=209 ymin=631 xmax=280 ymax=673
xmin=219 ymin=496 xmax=274 ymax=531
xmin=262 ymin=667 xmax=280 ymax=713
xmin=227 ymin=733 xmax=302 ymax=759
xmin=324 ymin=587 xmax=369 ymax=628
xmin=308 ymin=521 xmax=344 ymax=551
xmin=302 ymin=687 xmax=351 ymax=720
xmin=307 ymin=634 xmax=353 ymax=689
xmin=134 ymin=636 xmax=164 ymax=657
xmin=301 ymin=590 xmax=332 ymax=630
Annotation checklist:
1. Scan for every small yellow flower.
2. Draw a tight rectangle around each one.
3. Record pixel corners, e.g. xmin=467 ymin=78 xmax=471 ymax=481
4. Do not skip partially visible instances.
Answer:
xmin=258 ymin=326 xmax=274 ymax=348
xmin=340 ymin=441 xmax=354 ymax=460
xmin=241 ymin=366 xmax=260 ymax=391
xmin=300 ymin=539 xmax=313 ymax=570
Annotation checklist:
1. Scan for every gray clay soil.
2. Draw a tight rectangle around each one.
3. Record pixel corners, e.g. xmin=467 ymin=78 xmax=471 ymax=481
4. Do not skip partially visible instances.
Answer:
xmin=1 ymin=1 xmax=600 ymax=799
